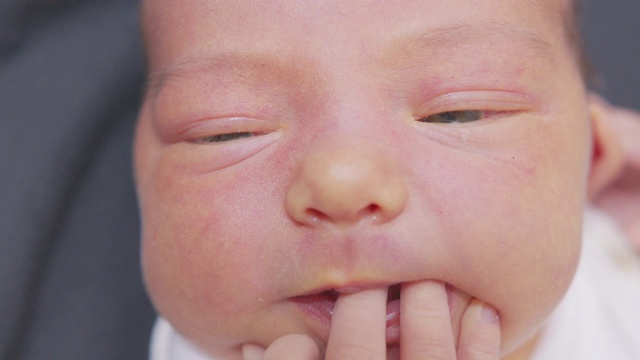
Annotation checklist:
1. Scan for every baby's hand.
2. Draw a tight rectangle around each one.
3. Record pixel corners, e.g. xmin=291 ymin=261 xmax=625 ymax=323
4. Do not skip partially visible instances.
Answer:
xmin=242 ymin=281 xmax=501 ymax=359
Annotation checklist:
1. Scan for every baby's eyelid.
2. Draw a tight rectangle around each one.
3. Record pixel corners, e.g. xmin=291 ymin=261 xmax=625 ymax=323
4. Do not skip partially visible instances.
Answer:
xmin=426 ymin=90 xmax=534 ymax=106
xmin=421 ymin=90 xmax=532 ymax=111
xmin=179 ymin=117 xmax=279 ymax=144
xmin=414 ymin=90 xmax=534 ymax=124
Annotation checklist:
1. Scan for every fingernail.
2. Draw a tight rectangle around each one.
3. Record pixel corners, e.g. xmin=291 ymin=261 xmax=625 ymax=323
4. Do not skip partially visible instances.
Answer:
xmin=482 ymin=304 xmax=499 ymax=324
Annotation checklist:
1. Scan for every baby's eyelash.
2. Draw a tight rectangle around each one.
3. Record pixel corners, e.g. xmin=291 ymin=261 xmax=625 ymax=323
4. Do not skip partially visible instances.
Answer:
xmin=194 ymin=132 xmax=255 ymax=143
xmin=417 ymin=110 xmax=511 ymax=124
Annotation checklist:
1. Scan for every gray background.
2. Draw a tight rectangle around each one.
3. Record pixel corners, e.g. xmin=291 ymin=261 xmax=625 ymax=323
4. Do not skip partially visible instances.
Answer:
xmin=582 ymin=0 xmax=640 ymax=110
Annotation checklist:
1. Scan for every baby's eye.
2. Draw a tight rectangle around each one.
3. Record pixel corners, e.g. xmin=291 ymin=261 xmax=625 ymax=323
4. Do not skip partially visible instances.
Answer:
xmin=195 ymin=131 xmax=256 ymax=143
xmin=418 ymin=110 xmax=484 ymax=124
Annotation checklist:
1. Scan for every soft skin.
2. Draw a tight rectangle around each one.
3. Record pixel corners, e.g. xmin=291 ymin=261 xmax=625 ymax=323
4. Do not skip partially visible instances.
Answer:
xmin=135 ymin=0 xmax=601 ymax=358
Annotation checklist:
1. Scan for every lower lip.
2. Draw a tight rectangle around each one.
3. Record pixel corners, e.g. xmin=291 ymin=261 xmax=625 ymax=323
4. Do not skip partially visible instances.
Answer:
xmin=293 ymin=294 xmax=402 ymax=345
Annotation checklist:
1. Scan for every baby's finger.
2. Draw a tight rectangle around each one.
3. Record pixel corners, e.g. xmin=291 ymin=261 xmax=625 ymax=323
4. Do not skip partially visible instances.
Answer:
xmin=241 ymin=343 xmax=265 ymax=360
xmin=400 ymin=280 xmax=456 ymax=360
xmin=325 ymin=287 xmax=387 ymax=360
xmin=246 ymin=334 xmax=320 ymax=360
xmin=457 ymin=298 xmax=501 ymax=360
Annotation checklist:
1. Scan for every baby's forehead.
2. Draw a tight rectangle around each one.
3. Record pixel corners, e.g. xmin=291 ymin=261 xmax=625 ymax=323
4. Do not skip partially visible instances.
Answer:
xmin=141 ymin=0 xmax=574 ymax=71
xmin=141 ymin=0 xmax=570 ymax=39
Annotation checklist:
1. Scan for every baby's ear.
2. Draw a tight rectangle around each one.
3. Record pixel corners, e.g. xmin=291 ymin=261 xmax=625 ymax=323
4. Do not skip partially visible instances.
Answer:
xmin=587 ymin=94 xmax=625 ymax=199
xmin=588 ymin=94 xmax=640 ymax=251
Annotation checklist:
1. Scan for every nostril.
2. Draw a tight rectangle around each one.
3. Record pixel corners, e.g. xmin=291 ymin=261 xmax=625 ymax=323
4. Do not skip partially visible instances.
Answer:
xmin=305 ymin=208 xmax=330 ymax=223
xmin=358 ymin=203 xmax=381 ymax=221
xmin=364 ymin=204 xmax=380 ymax=215
xmin=304 ymin=204 xmax=382 ymax=225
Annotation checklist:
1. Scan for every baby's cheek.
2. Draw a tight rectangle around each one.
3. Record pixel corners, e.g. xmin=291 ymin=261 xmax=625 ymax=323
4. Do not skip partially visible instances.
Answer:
xmin=416 ymin=146 xmax=582 ymax=353
xmin=151 ymin=197 xmax=268 ymax=295
xmin=141 ymin=160 xmax=286 ymax=334
xmin=142 ymin=210 xmax=281 ymax=358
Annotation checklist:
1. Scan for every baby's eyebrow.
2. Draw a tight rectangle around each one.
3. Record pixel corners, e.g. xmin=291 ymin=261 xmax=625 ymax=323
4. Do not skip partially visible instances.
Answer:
xmin=145 ymin=53 xmax=298 ymax=100
xmin=383 ymin=21 xmax=553 ymax=66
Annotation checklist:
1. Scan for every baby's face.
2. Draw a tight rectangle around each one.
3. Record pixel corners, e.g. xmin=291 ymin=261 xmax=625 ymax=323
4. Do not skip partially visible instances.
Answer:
xmin=135 ymin=0 xmax=591 ymax=358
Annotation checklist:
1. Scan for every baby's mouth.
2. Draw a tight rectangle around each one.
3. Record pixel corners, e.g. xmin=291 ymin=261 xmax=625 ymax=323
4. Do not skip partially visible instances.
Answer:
xmin=292 ymin=284 xmax=403 ymax=345
xmin=385 ymin=284 xmax=401 ymax=344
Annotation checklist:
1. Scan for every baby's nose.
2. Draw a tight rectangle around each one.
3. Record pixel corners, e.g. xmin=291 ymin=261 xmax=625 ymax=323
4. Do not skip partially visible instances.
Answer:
xmin=285 ymin=141 xmax=407 ymax=227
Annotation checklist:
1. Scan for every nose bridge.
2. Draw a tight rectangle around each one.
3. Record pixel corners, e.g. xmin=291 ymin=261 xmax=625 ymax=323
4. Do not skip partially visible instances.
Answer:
xmin=285 ymin=133 xmax=408 ymax=227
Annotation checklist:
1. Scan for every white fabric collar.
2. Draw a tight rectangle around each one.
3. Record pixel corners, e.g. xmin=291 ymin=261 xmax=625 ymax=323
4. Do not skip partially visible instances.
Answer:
xmin=528 ymin=208 xmax=640 ymax=360
xmin=149 ymin=317 xmax=214 ymax=360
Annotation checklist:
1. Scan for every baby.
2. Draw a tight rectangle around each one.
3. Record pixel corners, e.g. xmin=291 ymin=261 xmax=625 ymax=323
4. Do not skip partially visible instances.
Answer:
xmin=133 ymin=0 xmax=640 ymax=359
